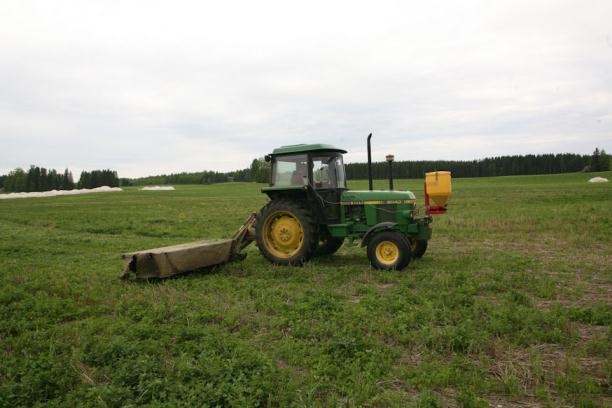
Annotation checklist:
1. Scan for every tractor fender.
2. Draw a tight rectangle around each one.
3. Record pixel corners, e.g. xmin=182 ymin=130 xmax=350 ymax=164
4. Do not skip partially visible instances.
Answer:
xmin=360 ymin=222 xmax=399 ymax=247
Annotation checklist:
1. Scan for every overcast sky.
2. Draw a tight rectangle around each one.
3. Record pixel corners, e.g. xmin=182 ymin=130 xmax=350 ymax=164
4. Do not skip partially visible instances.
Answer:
xmin=1 ymin=0 xmax=611 ymax=177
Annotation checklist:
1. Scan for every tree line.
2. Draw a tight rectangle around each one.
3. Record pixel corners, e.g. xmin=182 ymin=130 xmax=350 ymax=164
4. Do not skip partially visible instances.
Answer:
xmin=1 ymin=149 xmax=608 ymax=192
xmin=126 ymin=148 xmax=609 ymax=186
xmin=77 ymin=170 xmax=120 ymax=189
xmin=345 ymin=150 xmax=610 ymax=180
xmin=1 ymin=167 xmax=75 ymax=193
xmin=126 ymin=158 xmax=271 ymax=186
xmin=0 ymin=166 xmax=119 ymax=193
xmin=590 ymin=148 xmax=610 ymax=172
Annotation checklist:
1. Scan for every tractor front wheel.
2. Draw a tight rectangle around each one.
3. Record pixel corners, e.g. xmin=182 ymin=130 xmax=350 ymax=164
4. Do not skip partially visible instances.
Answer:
xmin=255 ymin=199 xmax=319 ymax=266
xmin=367 ymin=231 xmax=412 ymax=270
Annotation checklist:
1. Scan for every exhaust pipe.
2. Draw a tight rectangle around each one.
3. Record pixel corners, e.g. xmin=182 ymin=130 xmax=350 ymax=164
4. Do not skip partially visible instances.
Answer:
xmin=367 ymin=133 xmax=373 ymax=191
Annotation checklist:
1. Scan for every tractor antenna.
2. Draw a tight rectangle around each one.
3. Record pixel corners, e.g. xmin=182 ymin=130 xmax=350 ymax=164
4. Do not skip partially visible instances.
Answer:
xmin=367 ymin=133 xmax=373 ymax=191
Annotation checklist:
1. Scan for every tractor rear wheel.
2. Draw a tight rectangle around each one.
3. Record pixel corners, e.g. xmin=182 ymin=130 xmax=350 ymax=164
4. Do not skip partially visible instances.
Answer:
xmin=255 ymin=199 xmax=319 ymax=266
xmin=410 ymin=239 xmax=428 ymax=259
xmin=315 ymin=236 xmax=344 ymax=256
xmin=367 ymin=231 xmax=412 ymax=270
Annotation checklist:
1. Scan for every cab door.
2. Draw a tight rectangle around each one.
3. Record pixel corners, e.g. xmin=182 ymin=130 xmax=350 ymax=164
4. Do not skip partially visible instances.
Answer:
xmin=310 ymin=154 xmax=346 ymax=223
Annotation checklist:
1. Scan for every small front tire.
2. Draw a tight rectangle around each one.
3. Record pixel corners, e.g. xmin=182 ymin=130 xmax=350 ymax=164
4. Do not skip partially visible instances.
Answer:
xmin=367 ymin=231 xmax=412 ymax=270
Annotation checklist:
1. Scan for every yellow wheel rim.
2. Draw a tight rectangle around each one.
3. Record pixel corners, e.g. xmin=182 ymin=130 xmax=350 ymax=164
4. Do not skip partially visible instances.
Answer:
xmin=262 ymin=210 xmax=304 ymax=258
xmin=375 ymin=240 xmax=399 ymax=265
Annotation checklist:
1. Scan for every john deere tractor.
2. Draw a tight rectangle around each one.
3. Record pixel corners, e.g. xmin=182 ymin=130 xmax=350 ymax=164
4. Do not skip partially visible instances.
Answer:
xmin=254 ymin=135 xmax=451 ymax=270
xmin=122 ymin=135 xmax=451 ymax=279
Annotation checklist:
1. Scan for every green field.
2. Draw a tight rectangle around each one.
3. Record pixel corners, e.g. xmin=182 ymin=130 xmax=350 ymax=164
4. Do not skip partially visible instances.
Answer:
xmin=1 ymin=172 xmax=611 ymax=407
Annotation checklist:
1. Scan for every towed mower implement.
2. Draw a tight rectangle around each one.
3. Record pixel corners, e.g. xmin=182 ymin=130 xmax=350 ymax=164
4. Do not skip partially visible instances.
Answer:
xmin=122 ymin=214 xmax=256 ymax=279
xmin=122 ymin=135 xmax=451 ymax=279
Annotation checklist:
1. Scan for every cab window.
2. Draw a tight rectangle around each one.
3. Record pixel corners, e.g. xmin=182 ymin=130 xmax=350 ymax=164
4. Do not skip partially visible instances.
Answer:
xmin=312 ymin=155 xmax=346 ymax=189
xmin=272 ymin=154 xmax=308 ymax=186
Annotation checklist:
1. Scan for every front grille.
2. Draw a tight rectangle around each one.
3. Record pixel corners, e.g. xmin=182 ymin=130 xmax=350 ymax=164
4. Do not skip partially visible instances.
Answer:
xmin=376 ymin=205 xmax=397 ymax=223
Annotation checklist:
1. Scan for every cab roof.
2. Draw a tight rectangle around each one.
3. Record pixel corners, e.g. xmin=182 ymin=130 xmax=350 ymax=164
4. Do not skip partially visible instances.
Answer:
xmin=271 ymin=143 xmax=347 ymax=155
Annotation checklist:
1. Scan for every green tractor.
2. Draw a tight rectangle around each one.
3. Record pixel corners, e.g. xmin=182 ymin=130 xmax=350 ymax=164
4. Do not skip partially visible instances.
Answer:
xmin=122 ymin=135 xmax=451 ymax=279
xmin=254 ymin=135 xmax=451 ymax=270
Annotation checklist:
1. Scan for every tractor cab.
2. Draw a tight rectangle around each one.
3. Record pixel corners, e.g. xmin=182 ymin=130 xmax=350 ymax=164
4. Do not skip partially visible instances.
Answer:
xmin=265 ymin=144 xmax=348 ymax=190
xmin=263 ymin=144 xmax=348 ymax=223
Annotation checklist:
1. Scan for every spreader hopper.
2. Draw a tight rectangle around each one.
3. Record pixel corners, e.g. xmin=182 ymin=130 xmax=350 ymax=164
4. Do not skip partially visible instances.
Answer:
xmin=425 ymin=171 xmax=452 ymax=207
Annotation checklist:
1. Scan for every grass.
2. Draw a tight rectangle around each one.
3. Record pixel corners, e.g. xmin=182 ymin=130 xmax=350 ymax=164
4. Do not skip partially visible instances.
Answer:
xmin=0 ymin=172 xmax=610 ymax=407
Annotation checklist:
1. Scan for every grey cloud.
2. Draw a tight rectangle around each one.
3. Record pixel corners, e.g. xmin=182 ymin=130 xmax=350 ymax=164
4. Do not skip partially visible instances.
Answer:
xmin=0 ymin=0 xmax=611 ymax=177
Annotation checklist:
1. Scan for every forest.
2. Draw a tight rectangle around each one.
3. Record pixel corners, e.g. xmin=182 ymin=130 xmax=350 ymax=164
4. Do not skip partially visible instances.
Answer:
xmin=126 ymin=158 xmax=270 ymax=186
xmin=1 ymin=149 xmax=609 ymax=192
xmin=1 ymin=167 xmax=119 ymax=193
xmin=344 ymin=152 xmax=604 ymax=180
xmin=125 ymin=149 xmax=609 ymax=186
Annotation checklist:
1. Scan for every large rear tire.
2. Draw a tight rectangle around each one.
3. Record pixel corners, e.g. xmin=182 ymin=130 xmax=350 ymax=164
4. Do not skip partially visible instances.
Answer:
xmin=315 ymin=236 xmax=344 ymax=256
xmin=255 ymin=199 xmax=319 ymax=266
xmin=367 ymin=231 xmax=412 ymax=270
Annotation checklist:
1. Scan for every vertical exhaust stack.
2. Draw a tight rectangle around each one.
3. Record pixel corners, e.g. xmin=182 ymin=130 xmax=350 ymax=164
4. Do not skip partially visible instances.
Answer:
xmin=367 ymin=133 xmax=373 ymax=191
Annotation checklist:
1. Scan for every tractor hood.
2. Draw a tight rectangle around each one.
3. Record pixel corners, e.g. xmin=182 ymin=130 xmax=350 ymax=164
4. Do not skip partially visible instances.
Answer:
xmin=341 ymin=190 xmax=416 ymax=205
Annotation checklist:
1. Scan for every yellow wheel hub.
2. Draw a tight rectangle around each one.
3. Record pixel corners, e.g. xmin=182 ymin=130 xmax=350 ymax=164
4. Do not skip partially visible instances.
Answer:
xmin=263 ymin=211 xmax=304 ymax=258
xmin=375 ymin=240 xmax=399 ymax=265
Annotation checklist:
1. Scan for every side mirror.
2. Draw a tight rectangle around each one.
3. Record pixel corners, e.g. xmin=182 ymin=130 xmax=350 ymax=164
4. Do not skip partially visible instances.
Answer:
xmin=264 ymin=155 xmax=272 ymax=162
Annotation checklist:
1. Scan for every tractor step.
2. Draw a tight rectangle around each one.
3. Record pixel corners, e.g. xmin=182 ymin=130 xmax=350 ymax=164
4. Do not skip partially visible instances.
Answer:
xmin=121 ymin=213 xmax=256 ymax=279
